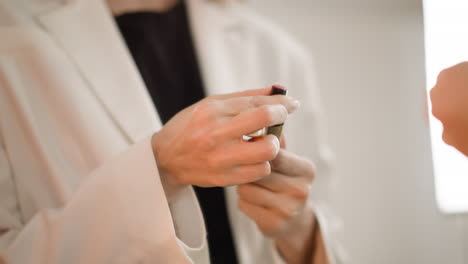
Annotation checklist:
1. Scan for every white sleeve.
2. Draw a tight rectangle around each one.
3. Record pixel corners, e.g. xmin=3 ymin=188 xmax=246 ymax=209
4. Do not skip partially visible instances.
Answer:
xmin=0 ymin=137 xmax=208 ymax=264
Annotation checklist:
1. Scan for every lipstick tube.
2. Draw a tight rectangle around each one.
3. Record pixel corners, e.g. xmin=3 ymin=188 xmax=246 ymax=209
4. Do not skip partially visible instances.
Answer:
xmin=266 ymin=85 xmax=287 ymax=139
xmin=246 ymin=85 xmax=288 ymax=139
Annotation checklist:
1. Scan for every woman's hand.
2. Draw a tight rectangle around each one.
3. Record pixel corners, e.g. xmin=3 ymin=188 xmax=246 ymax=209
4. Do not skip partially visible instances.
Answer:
xmin=430 ymin=62 xmax=468 ymax=156
xmin=237 ymin=146 xmax=325 ymax=264
xmin=151 ymin=87 xmax=300 ymax=188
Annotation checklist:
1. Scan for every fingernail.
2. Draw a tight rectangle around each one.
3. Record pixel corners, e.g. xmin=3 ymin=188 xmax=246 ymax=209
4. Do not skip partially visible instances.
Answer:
xmin=293 ymin=100 xmax=301 ymax=109
xmin=246 ymin=128 xmax=266 ymax=138
xmin=272 ymin=136 xmax=280 ymax=153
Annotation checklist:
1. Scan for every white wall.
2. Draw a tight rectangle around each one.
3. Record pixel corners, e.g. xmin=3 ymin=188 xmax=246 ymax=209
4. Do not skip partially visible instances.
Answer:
xmin=247 ymin=1 xmax=465 ymax=263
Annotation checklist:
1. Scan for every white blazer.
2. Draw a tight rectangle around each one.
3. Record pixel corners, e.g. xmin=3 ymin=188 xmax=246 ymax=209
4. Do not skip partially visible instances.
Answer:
xmin=0 ymin=0 xmax=341 ymax=263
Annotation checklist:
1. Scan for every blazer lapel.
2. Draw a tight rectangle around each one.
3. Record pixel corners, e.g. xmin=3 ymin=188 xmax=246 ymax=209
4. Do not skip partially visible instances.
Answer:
xmin=187 ymin=0 xmax=255 ymax=97
xmin=35 ymin=0 xmax=253 ymax=143
xmin=35 ymin=0 xmax=161 ymax=143
xmin=187 ymin=0 xmax=262 ymax=258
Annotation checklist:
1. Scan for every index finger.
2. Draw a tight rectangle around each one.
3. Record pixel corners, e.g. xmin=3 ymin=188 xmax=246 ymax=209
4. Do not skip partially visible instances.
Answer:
xmin=219 ymin=104 xmax=289 ymax=138
xmin=221 ymin=95 xmax=300 ymax=116
xmin=209 ymin=87 xmax=272 ymax=100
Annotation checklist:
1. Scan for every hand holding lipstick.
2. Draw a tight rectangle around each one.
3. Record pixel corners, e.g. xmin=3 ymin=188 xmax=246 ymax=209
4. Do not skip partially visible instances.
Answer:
xmin=151 ymin=86 xmax=300 ymax=190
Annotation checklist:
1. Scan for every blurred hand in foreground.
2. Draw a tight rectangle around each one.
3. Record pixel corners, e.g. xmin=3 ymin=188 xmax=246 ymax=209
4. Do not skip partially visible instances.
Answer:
xmin=431 ymin=62 xmax=468 ymax=156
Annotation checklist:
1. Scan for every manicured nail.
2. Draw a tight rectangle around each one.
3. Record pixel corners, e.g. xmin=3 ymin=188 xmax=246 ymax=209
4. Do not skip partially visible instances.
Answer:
xmin=293 ymin=100 xmax=301 ymax=109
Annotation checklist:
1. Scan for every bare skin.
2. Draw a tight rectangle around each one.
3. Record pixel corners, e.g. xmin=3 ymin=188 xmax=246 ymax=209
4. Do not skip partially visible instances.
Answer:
xmin=430 ymin=62 xmax=468 ymax=156
xmin=152 ymin=87 xmax=299 ymax=188
xmin=238 ymin=137 xmax=330 ymax=264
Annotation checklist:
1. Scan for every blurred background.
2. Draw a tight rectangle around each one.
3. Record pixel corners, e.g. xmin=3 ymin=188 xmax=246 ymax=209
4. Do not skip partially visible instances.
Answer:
xmin=247 ymin=0 xmax=468 ymax=263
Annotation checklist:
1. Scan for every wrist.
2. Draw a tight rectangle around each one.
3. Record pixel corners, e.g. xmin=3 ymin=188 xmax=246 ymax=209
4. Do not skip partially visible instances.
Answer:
xmin=274 ymin=208 xmax=317 ymax=264
xmin=151 ymin=132 xmax=185 ymax=201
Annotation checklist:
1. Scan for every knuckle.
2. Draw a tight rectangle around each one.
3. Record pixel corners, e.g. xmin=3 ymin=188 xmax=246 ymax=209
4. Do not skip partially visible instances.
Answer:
xmin=193 ymin=100 xmax=219 ymax=119
xmin=186 ymin=131 xmax=203 ymax=148
xmin=204 ymin=99 xmax=220 ymax=107
xmin=199 ymin=134 xmax=218 ymax=150
xmin=192 ymin=102 xmax=207 ymax=116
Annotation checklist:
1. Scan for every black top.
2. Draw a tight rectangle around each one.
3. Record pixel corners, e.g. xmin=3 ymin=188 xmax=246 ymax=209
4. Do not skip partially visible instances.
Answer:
xmin=115 ymin=2 xmax=239 ymax=264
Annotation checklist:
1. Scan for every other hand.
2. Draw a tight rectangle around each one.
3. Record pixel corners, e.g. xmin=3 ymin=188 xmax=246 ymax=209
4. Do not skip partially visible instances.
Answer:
xmin=237 ymin=146 xmax=318 ymax=263
xmin=430 ymin=62 xmax=468 ymax=156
